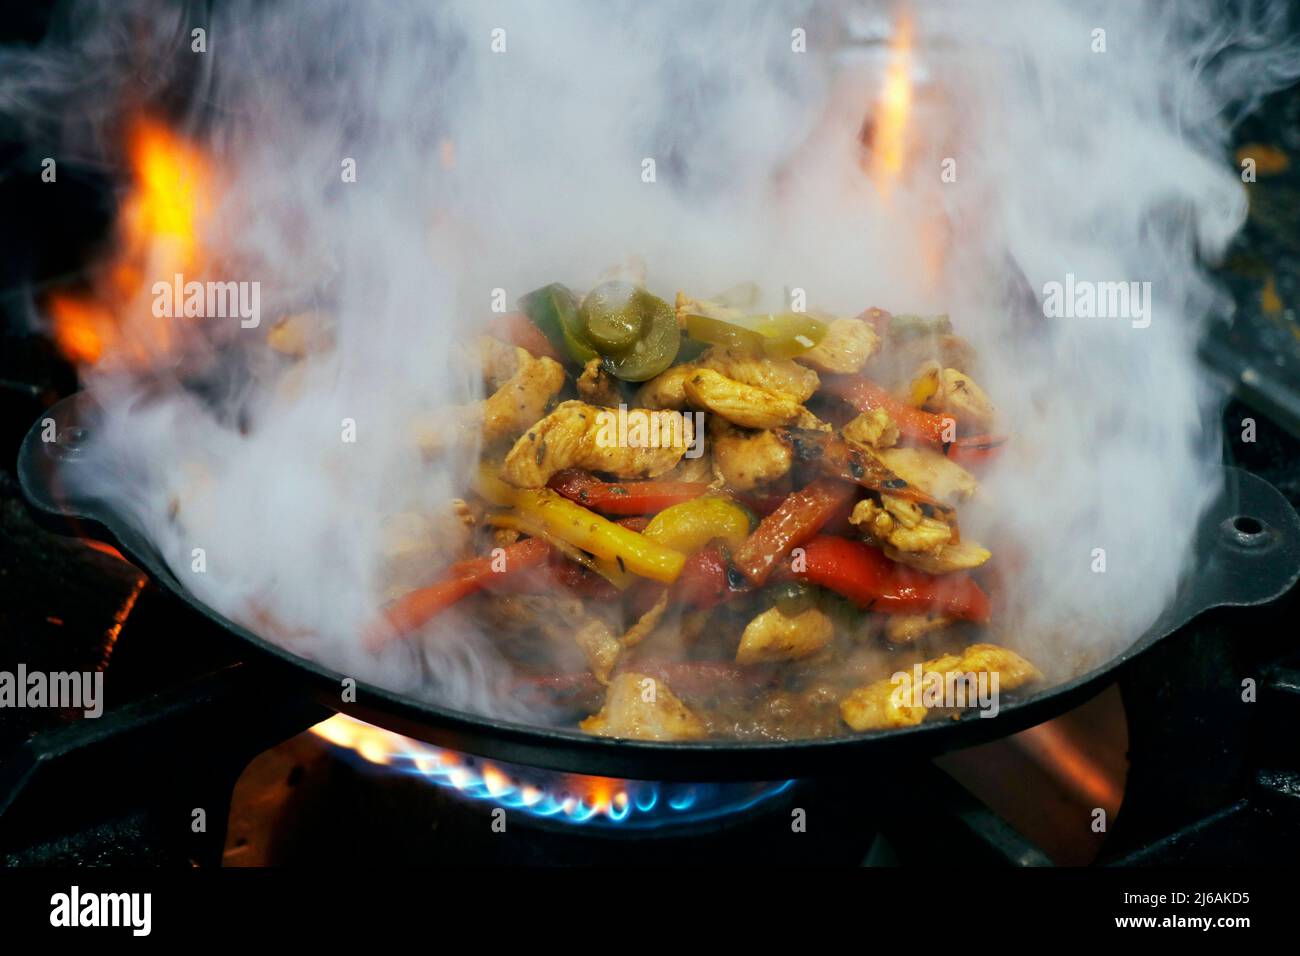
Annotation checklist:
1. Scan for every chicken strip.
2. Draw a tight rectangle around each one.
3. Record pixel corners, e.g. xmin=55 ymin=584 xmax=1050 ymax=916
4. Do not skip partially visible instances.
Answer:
xmin=501 ymin=400 xmax=693 ymax=487
xmin=849 ymin=497 xmax=954 ymax=555
xmin=636 ymin=364 xmax=696 ymax=410
xmin=683 ymin=368 xmax=804 ymax=430
xmin=840 ymin=643 xmax=1041 ymax=731
xmin=635 ymin=347 xmax=818 ymax=410
xmin=699 ymin=347 xmax=820 ymax=402
xmin=842 ymin=408 xmax=899 ymax=449
xmin=871 ymin=445 xmax=978 ymax=503
xmin=884 ymin=612 xmax=954 ymax=646
xmin=416 ymin=345 xmax=565 ymax=454
xmin=881 ymin=538 xmax=991 ymax=574
xmin=910 ymin=362 xmax=996 ymax=431
xmin=710 ymin=419 xmax=793 ymax=490
xmin=580 ymin=672 xmax=707 ymax=740
xmin=736 ymin=606 xmax=835 ymax=664
xmin=796 ymin=317 xmax=880 ymax=374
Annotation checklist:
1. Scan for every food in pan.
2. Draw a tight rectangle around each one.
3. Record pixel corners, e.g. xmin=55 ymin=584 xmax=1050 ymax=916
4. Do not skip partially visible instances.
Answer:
xmin=363 ymin=278 xmax=1040 ymax=741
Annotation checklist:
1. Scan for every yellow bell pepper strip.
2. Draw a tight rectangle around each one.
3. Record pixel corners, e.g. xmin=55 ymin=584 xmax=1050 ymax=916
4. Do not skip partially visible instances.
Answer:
xmin=641 ymin=496 xmax=752 ymax=554
xmin=478 ymin=468 xmax=687 ymax=584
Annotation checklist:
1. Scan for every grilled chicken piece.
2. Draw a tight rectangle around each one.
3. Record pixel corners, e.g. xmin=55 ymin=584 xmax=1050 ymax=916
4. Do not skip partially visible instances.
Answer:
xmin=840 ymin=643 xmax=1042 ymax=731
xmin=882 ymin=539 xmax=992 ymax=574
xmin=910 ymin=362 xmax=996 ymax=431
xmin=532 ymin=596 xmax=622 ymax=683
xmin=699 ymin=347 xmax=820 ymax=402
xmin=483 ymin=349 xmax=567 ymax=445
xmin=842 ymin=408 xmax=899 ymax=449
xmin=850 ymin=497 xmax=953 ymax=554
xmin=580 ymin=672 xmax=707 ymax=740
xmin=636 ymin=364 xmax=696 ymax=410
xmin=736 ymin=606 xmax=835 ymax=664
xmin=684 ymin=368 xmax=804 ymax=430
xmin=576 ymin=358 xmax=622 ymax=407
xmin=710 ymin=419 xmax=793 ymax=490
xmin=636 ymin=347 xmax=819 ymax=411
xmin=871 ymin=446 xmax=977 ymax=503
xmin=570 ymin=618 xmax=623 ymax=683
xmin=501 ymin=400 xmax=693 ymax=487
xmin=666 ymin=449 xmax=713 ymax=483
xmin=416 ymin=345 xmax=566 ymax=454
xmin=884 ymin=612 xmax=954 ymax=646
xmin=796 ymin=317 xmax=880 ymax=374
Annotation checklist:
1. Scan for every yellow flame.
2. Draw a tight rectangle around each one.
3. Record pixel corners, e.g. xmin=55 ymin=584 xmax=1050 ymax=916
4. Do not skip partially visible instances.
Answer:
xmin=49 ymin=116 xmax=211 ymax=367
xmin=871 ymin=13 xmax=913 ymax=198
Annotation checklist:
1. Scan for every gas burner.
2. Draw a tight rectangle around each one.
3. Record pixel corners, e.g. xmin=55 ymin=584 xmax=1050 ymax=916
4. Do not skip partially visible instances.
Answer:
xmin=312 ymin=714 xmax=795 ymax=832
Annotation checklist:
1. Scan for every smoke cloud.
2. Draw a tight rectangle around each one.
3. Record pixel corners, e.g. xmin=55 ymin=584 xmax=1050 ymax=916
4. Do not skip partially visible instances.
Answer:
xmin=4 ymin=0 xmax=1298 ymax=721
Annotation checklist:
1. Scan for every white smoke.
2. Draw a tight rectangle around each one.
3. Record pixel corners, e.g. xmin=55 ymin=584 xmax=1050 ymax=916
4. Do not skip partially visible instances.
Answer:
xmin=5 ymin=0 xmax=1298 ymax=715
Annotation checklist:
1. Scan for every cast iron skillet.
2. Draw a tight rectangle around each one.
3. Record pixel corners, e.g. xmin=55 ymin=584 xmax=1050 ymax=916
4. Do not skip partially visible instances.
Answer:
xmin=19 ymin=393 xmax=1300 ymax=780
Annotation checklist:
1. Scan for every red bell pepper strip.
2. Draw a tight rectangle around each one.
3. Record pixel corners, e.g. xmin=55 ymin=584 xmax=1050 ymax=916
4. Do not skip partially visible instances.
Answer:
xmin=732 ymin=478 xmax=858 ymax=586
xmin=786 ymin=535 xmax=991 ymax=623
xmin=366 ymin=537 xmax=551 ymax=649
xmin=547 ymin=469 xmax=711 ymax=516
xmin=824 ymin=375 xmax=956 ymax=447
xmin=486 ymin=311 xmax=564 ymax=363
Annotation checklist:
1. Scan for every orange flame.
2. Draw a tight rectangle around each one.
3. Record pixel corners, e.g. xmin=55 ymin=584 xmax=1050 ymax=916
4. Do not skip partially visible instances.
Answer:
xmin=870 ymin=12 xmax=914 ymax=199
xmin=48 ymin=117 xmax=211 ymax=368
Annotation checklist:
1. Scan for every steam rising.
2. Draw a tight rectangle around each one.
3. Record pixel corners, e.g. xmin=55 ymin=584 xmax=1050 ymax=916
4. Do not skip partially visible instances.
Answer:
xmin=6 ymin=1 xmax=1299 ymax=722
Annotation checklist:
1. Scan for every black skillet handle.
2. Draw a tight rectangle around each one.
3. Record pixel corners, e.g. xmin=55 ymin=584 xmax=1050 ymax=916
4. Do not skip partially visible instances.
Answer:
xmin=18 ymin=391 xmax=109 ymax=529
xmin=15 ymin=391 xmax=176 ymax=579
xmin=1151 ymin=466 xmax=1300 ymax=639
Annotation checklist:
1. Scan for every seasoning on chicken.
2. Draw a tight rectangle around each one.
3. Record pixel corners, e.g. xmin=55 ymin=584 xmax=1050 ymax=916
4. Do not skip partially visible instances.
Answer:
xmin=501 ymin=400 xmax=694 ymax=487
xmin=698 ymin=347 xmax=820 ymax=402
xmin=736 ymin=606 xmax=835 ymax=664
xmin=839 ymin=643 xmax=1041 ymax=731
xmin=580 ymin=672 xmax=708 ymax=740
xmin=795 ymin=317 xmax=880 ymax=374
xmin=850 ymin=496 xmax=953 ymax=554
xmin=416 ymin=343 xmax=566 ymax=454
xmin=683 ymin=368 xmax=805 ymax=430
xmin=636 ymin=346 xmax=819 ymax=410
xmin=910 ymin=361 xmax=996 ymax=431
xmin=842 ymin=408 xmax=899 ymax=449
xmin=710 ymin=419 xmax=793 ymax=490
